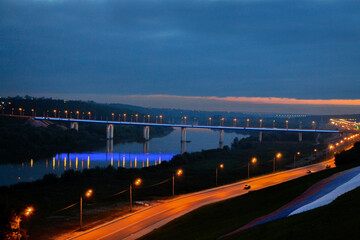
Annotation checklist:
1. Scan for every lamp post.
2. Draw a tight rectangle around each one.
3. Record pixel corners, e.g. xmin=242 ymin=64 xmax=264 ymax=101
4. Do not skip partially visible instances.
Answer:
xmin=80 ymin=189 xmax=93 ymax=230
xmin=53 ymin=110 xmax=57 ymax=118
xmin=209 ymin=117 xmax=212 ymax=126
xmin=124 ymin=113 xmax=127 ymax=122
xmin=215 ymin=164 xmax=224 ymax=186
xmin=76 ymin=111 xmax=79 ymax=119
xmin=159 ymin=115 xmax=163 ymax=124
xmin=273 ymin=120 xmax=275 ymax=128
xmin=88 ymin=112 xmax=91 ymax=120
xmin=248 ymin=158 xmax=257 ymax=178
xmin=246 ymin=119 xmax=250 ymax=127
xmin=293 ymin=152 xmax=300 ymax=168
xmin=233 ymin=118 xmax=237 ymax=127
xmin=135 ymin=114 xmax=139 ymax=122
xmin=273 ymin=153 xmax=282 ymax=172
xmin=286 ymin=120 xmax=289 ymax=129
xmin=65 ymin=110 xmax=68 ymax=118
xmin=172 ymin=169 xmax=183 ymax=196
xmin=130 ymin=178 xmax=141 ymax=212
xmin=184 ymin=116 xmax=187 ymax=125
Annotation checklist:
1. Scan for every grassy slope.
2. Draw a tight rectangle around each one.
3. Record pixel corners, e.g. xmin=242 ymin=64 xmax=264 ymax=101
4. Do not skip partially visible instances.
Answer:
xmin=140 ymin=164 xmax=360 ymax=240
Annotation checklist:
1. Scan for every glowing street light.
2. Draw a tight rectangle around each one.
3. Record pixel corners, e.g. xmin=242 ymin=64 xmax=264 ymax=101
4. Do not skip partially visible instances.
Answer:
xmin=312 ymin=121 xmax=316 ymax=130
xmin=233 ymin=118 xmax=237 ymax=127
xmin=80 ymin=189 xmax=93 ymax=230
xmin=184 ymin=116 xmax=187 ymax=124
xmin=294 ymin=152 xmax=300 ymax=168
xmin=246 ymin=118 xmax=250 ymax=127
xmin=273 ymin=153 xmax=282 ymax=172
xmin=65 ymin=110 xmax=68 ymax=118
xmin=329 ymin=145 xmax=334 ymax=150
xmin=172 ymin=169 xmax=183 ymax=196
xmin=248 ymin=158 xmax=257 ymax=178
xmin=215 ymin=164 xmax=224 ymax=186
xmin=148 ymin=114 xmax=150 ymax=123
xmin=124 ymin=113 xmax=127 ymax=122
xmin=286 ymin=120 xmax=289 ymax=129
xmin=88 ymin=112 xmax=91 ymax=120
xmin=159 ymin=115 xmax=163 ymax=124
xmin=209 ymin=117 xmax=212 ymax=126
xmin=273 ymin=120 xmax=276 ymax=128
xmin=112 ymin=113 xmax=115 ymax=121
xmin=53 ymin=110 xmax=57 ymax=118
xmin=24 ymin=207 xmax=34 ymax=216
xmin=259 ymin=119 xmax=263 ymax=128
xmin=135 ymin=114 xmax=139 ymax=122
xmin=130 ymin=178 xmax=142 ymax=211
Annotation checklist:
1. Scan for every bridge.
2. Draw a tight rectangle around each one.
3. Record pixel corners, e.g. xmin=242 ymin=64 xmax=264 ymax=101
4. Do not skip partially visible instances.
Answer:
xmin=34 ymin=117 xmax=341 ymax=148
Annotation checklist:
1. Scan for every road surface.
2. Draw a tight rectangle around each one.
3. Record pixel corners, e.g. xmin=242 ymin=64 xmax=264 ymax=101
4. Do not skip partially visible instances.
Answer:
xmin=59 ymin=159 xmax=334 ymax=240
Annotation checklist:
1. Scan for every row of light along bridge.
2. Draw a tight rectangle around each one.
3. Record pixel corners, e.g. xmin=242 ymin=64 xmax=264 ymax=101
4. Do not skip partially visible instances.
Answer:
xmin=34 ymin=117 xmax=341 ymax=145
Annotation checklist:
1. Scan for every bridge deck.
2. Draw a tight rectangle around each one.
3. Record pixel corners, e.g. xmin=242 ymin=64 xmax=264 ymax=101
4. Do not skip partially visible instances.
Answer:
xmin=34 ymin=117 xmax=340 ymax=133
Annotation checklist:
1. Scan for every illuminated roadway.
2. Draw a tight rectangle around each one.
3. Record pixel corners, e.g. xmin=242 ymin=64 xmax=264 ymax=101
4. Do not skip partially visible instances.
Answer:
xmin=60 ymin=159 xmax=335 ymax=240
xmin=35 ymin=117 xmax=340 ymax=134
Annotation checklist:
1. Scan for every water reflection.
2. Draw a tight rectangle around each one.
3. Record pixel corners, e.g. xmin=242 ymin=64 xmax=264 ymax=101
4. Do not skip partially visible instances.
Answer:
xmin=0 ymin=128 xmax=247 ymax=186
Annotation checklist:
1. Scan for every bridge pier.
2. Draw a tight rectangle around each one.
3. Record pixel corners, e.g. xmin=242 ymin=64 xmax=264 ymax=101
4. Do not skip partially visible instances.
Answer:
xmin=106 ymin=124 xmax=114 ymax=140
xmin=298 ymin=133 xmax=303 ymax=142
xmin=181 ymin=127 xmax=187 ymax=142
xmin=143 ymin=141 xmax=149 ymax=154
xmin=106 ymin=139 xmax=113 ymax=153
xmin=70 ymin=122 xmax=79 ymax=131
xmin=259 ymin=131 xmax=263 ymax=143
xmin=219 ymin=129 xmax=224 ymax=144
xmin=143 ymin=126 xmax=150 ymax=141
xmin=181 ymin=141 xmax=186 ymax=153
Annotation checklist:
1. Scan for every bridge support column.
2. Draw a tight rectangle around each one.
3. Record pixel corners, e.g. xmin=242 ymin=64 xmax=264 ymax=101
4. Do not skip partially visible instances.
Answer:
xmin=181 ymin=141 xmax=186 ymax=154
xmin=106 ymin=124 xmax=114 ymax=140
xmin=181 ymin=127 xmax=187 ymax=142
xmin=106 ymin=139 xmax=113 ymax=153
xmin=259 ymin=131 xmax=263 ymax=143
xmin=70 ymin=122 xmax=79 ymax=131
xmin=219 ymin=129 xmax=224 ymax=149
xmin=298 ymin=133 xmax=302 ymax=142
xmin=143 ymin=141 xmax=149 ymax=154
xmin=143 ymin=126 xmax=150 ymax=141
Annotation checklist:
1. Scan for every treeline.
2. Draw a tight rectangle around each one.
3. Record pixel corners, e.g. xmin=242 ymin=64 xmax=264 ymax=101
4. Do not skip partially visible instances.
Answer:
xmin=1 ymin=96 xmax=152 ymax=122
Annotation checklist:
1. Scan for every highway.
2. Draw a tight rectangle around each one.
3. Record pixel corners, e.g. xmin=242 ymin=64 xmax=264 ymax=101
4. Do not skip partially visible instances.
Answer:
xmin=59 ymin=159 xmax=335 ymax=240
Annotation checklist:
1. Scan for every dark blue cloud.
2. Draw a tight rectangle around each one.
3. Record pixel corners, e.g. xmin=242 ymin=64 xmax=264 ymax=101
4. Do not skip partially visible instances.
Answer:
xmin=1 ymin=0 xmax=360 ymax=99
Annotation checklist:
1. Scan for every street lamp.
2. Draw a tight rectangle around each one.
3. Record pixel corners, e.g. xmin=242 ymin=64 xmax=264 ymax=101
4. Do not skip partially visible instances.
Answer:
xmin=246 ymin=118 xmax=250 ymax=127
xmin=293 ymin=152 xmax=300 ymax=168
xmin=172 ymin=169 xmax=183 ymax=196
xmin=65 ymin=110 xmax=68 ymax=118
xmin=135 ymin=114 xmax=139 ymax=122
xmin=148 ymin=115 xmax=150 ymax=123
xmin=233 ymin=118 xmax=237 ymax=127
xmin=124 ymin=113 xmax=127 ymax=122
xmin=112 ymin=113 xmax=114 ymax=121
xmin=273 ymin=153 xmax=282 ymax=172
xmin=273 ymin=120 xmax=276 ymax=128
xmin=24 ymin=206 xmax=34 ymax=217
xmin=80 ymin=189 xmax=93 ymax=230
xmin=312 ymin=121 xmax=316 ymax=130
xmin=53 ymin=110 xmax=57 ymax=118
xmin=259 ymin=119 xmax=263 ymax=128
xmin=184 ymin=116 xmax=187 ymax=124
xmin=248 ymin=158 xmax=257 ymax=178
xmin=215 ymin=164 xmax=224 ymax=186
xmin=130 ymin=178 xmax=141 ymax=212
xmin=159 ymin=115 xmax=163 ymax=124
xmin=76 ymin=111 xmax=79 ymax=119
xmin=88 ymin=112 xmax=91 ymax=120
xmin=286 ymin=120 xmax=289 ymax=129
xmin=209 ymin=117 xmax=212 ymax=126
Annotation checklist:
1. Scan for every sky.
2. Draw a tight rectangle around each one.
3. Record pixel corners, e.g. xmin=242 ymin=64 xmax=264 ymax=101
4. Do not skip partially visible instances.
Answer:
xmin=1 ymin=0 xmax=360 ymax=114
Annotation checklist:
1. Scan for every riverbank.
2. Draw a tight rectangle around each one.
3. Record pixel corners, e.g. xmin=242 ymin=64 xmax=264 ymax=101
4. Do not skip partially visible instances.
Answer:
xmin=0 ymin=132 xmax=354 ymax=239
xmin=0 ymin=115 xmax=173 ymax=163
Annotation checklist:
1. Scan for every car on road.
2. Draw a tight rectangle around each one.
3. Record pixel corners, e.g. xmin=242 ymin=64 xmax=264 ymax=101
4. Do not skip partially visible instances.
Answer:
xmin=306 ymin=170 xmax=312 ymax=174
xmin=243 ymin=185 xmax=251 ymax=190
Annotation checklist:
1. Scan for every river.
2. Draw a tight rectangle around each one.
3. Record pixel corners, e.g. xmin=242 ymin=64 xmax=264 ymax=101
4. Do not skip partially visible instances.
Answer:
xmin=0 ymin=128 xmax=247 ymax=186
